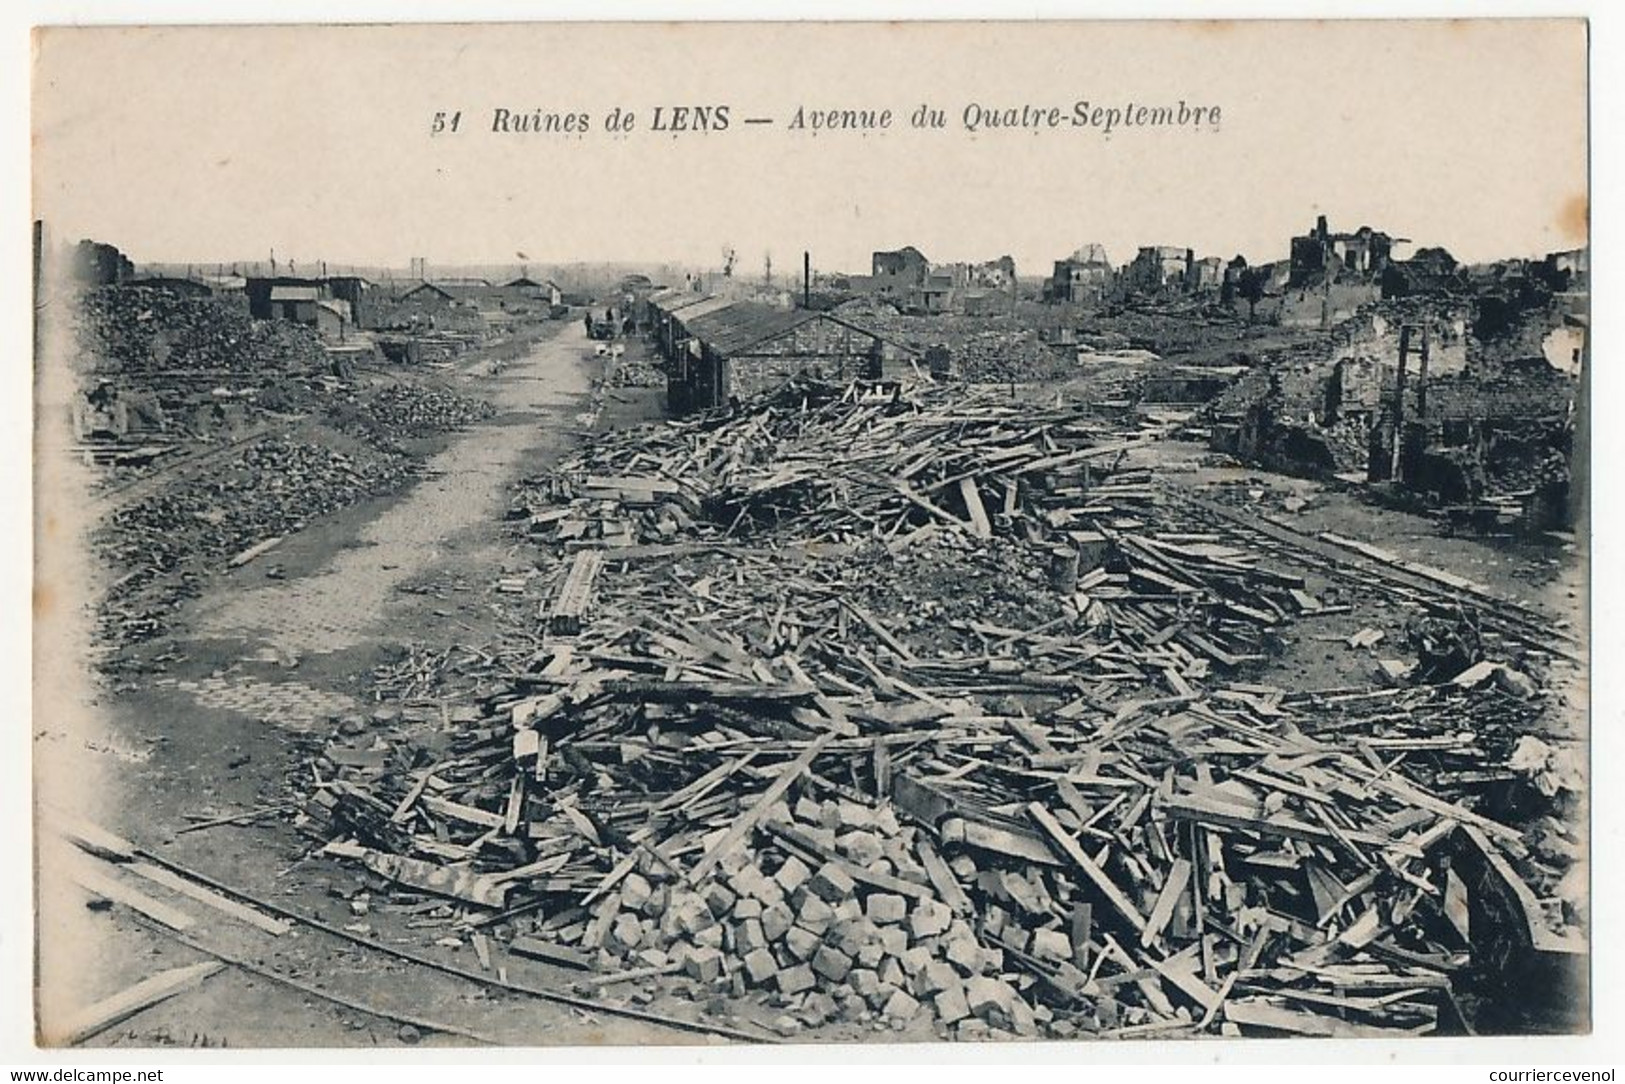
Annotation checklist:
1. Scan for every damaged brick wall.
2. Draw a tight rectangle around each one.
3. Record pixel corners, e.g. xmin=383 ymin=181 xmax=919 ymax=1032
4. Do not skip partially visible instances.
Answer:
xmin=1206 ymin=293 xmax=1578 ymax=499
xmin=1277 ymin=281 xmax=1383 ymax=329
xmin=725 ymin=354 xmax=869 ymax=402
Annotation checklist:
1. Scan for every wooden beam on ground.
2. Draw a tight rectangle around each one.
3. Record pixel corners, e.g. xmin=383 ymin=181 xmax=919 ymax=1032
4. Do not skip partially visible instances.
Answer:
xmin=42 ymin=809 xmax=136 ymax=863
xmin=124 ymin=861 xmax=290 ymax=936
xmin=687 ymin=732 xmax=836 ymax=884
xmin=958 ymin=477 xmax=993 ymax=539
xmin=545 ymin=549 xmax=603 ymax=636
xmin=51 ymin=962 xmax=225 ymax=1046
xmin=68 ymin=864 xmax=196 ymax=932
xmin=1028 ymin=802 xmax=1147 ymax=936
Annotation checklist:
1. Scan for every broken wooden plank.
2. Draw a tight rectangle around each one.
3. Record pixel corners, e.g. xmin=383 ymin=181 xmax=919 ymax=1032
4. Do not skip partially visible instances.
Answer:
xmin=1149 ymin=949 xmax=1222 ymax=1013
xmin=421 ymin=794 xmax=506 ymax=831
xmin=916 ymin=836 xmax=974 ymax=917
xmin=360 ymin=851 xmax=510 ymax=909
xmin=941 ymin=816 xmax=1063 ymax=867
xmin=228 ymin=536 xmax=283 ymax=569
xmin=545 ymin=549 xmax=603 ymax=635
xmin=958 ymin=477 xmax=993 ymax=540
xmin=51 ymin=962 xmax=225 ymax=1046
xmin=44 ymin=810 xmax=136 ymax=863
xmin=841 ymin=601 xmax=919 ymax=663
xmin=1224 ymin=997 xmax=1415 ymax=1038
xmin=509 ymin=936 xmax=595 ymax=971
xmin=68 ymin=864 xmax=196 ymax=931
xmin=124 ymin=861 xmax=290 ymax=936
xmin=687 ymin=732 xmax=836 ymax=883
xmin=1140 ymin=858 xmax=1192 ymax=948
xmin=1028 ymin=802 xmax=1147 ymax=936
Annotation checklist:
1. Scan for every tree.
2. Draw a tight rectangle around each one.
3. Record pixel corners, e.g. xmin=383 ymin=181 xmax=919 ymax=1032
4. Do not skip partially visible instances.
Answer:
xmin=1238 ymin=266 xmax=1267 ymax=323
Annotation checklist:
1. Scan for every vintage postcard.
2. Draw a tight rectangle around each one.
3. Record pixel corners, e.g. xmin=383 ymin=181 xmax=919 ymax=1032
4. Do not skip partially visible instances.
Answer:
xmin=29 ymin=19 xmax=1589 ymax=1051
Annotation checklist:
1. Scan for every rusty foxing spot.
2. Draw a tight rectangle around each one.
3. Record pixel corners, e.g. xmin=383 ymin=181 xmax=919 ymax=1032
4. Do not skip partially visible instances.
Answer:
xmin=34 ymin=580 xmax=55 ymax=618
xmin=1556 ymin=193 xmax=1588 ymax=245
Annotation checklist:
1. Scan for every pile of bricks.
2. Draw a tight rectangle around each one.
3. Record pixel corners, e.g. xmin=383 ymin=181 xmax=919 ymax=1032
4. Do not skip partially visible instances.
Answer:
xmin=563 ymin=796 xmax=1052 ymax=1038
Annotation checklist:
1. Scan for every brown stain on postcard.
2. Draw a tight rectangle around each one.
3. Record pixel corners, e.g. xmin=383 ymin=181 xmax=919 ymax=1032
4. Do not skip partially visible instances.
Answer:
xmin=1556 ymin=193 xmax=1589 ymax=245
xmin=34 ymin=580 xmax=56 ymax=620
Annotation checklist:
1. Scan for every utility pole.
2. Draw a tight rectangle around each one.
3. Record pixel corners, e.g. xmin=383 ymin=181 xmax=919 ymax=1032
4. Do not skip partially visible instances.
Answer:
xmin=1415 ymin=325 xmax=1430 ymax=424
xmin=1390 ymin=324 xmax=1430 ymax=484
xmin=1390 ymin=324 xmax=1410 ymax=483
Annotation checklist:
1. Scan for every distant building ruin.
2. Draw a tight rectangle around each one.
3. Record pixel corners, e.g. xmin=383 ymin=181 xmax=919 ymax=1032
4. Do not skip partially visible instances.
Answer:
xmin=1048 ymin=243 xmax=1114 ymax=304
xmin=1289 ymin=215 xmax=1402 ymax=287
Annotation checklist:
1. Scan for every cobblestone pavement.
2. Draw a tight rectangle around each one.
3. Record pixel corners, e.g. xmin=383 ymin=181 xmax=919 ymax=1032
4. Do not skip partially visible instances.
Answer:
xmin=151 ymin=674 xmax=357 ymax=732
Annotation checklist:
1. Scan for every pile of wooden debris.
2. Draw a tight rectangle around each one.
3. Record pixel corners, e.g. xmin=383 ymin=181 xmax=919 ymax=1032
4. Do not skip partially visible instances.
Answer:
xmin=298 ymin=380 xmax=1585 ymax=1041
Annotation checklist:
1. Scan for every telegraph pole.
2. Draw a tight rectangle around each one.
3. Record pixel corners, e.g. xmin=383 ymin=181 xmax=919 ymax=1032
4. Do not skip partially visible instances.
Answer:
xmin=1390 ymin=325 xmax=1410 ymax=482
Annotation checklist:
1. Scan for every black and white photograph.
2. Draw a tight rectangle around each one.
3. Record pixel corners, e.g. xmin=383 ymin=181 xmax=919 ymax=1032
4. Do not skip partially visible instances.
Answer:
xmin=25 ymin=16 xmax=1595 ymax=1057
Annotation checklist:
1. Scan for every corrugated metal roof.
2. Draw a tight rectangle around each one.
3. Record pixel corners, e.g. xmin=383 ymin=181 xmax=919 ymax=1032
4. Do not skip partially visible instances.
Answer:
xmin=671 ymin=294 xmax=740 ymax=326
xmin=687 ymin=304 xmax=919 ymax=358
xmin=685 ymin=303 xmax=825 ymax=355
xmin=651 ymin=290 xmax=714 ymax=315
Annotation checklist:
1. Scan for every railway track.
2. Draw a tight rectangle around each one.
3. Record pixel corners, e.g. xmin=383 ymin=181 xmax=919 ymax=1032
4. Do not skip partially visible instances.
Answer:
xmin=44 ymin=812 xmax=774 ymax=1048
xmin=84 ymin=418 xmax=304 ymax=519
xmin=1155 ymin=485 xmax=1581 ymax=663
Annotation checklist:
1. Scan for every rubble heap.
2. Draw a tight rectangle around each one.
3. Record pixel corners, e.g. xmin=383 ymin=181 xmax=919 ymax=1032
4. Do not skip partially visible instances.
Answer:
xmin=96 ymin=436 xmax=418 ymax=650
xmin=607 ymin=356 xmax=666 ymax=389
xmin=330 ymin=384 xmax=497 ymax=440
xmin=75 ymin=286 xmax=327 ymax=376
xmin=299 ymin=380 xmax=1584 ymax=1041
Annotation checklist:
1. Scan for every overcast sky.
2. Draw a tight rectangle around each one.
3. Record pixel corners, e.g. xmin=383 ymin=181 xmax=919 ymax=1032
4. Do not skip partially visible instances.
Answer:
xmin=32 ymin=20 xmax=1588 ymax=276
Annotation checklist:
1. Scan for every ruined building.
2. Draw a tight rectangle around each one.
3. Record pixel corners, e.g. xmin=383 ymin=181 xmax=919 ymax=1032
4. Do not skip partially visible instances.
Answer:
xmin=1122 ymin=246 xmax=1192 ymax=293
xmin=71 ymin=239 xmax=134 ymax=287
xmin=1048 ymin=243 xmax=1114 ymax=304
xmin=1288 ymin=215 xmax=1400 ymax=287
xmin=1207 ymin=288 xmax=1582 ymax=530
xmin=1381 ymin=247 xmax=1467 ymax=299
xmin=870 ymin=246 xmax=931 ymax=294
xmin=1117 ymin=246 xmax=1226 ymax=298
